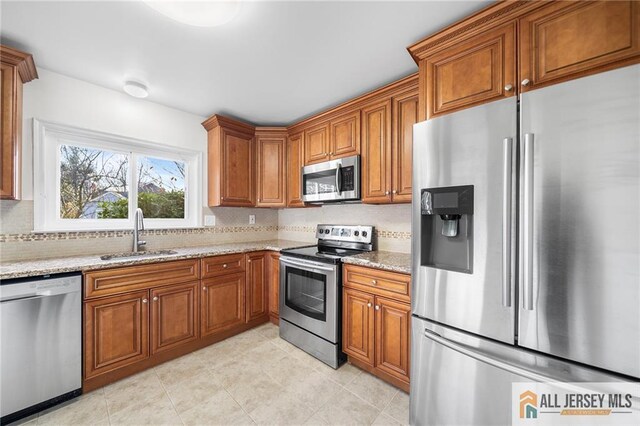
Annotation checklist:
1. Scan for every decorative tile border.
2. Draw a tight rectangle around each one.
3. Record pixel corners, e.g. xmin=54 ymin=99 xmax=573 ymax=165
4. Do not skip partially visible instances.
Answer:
xmin=0 ymin=225 xmax=278 ymax=243
xmin=0 ymin=225 xmax=411 ymax=243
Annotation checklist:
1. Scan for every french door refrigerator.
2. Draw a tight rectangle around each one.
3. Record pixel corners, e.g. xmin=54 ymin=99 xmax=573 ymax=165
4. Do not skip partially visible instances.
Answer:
xmin=410 ymin=64 xmax=640 ymax=425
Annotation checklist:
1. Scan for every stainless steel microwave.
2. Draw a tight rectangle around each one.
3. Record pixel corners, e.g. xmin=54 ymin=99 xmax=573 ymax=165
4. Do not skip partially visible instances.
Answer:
xmin=301 ymin=155 xmax=360 ymax=203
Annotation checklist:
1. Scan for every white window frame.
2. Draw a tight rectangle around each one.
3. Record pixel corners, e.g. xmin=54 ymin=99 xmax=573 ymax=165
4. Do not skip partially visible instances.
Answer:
xmin=33 ymin=119 xmax=202 ymax=231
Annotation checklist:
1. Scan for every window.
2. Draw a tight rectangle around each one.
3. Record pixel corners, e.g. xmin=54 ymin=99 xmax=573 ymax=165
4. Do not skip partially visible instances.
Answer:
xmin=34 ymin=120 xmax=201 ymax=231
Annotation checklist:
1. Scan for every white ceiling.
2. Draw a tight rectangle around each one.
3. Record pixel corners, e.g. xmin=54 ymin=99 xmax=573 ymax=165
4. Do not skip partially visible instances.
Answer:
xmin=1 ymin=1 xmax=488 ymax=125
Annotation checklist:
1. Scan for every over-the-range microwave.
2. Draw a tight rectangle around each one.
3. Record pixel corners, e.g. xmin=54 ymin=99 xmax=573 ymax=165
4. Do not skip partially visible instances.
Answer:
xmin=301 ymin=155 xmax=360 ymax=203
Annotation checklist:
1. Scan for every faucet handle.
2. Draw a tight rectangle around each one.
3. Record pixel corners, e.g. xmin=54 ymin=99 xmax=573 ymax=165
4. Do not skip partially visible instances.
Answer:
xmin=138 ymin=240 xmax=147 ymax=247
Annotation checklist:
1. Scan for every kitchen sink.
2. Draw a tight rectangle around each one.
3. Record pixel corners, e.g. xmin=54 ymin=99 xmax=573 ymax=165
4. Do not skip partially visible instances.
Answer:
xmin=100 ymin=249 xmax=178 ymax=261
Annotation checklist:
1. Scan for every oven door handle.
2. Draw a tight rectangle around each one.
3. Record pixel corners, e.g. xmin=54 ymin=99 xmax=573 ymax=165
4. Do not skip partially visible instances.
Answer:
xmin=280 ymin=257 xmax=337 ymax=272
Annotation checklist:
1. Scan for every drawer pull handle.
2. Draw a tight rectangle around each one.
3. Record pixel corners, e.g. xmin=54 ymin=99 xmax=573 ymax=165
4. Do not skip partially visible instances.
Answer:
xmin=223 ymin=264 xmax=228 ymax=268
xmin=371 ymin=280 xmax=377 ymax=285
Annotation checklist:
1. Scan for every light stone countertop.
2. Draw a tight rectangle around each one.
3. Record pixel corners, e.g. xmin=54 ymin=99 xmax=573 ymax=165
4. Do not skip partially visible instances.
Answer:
xmin=341 ymin=251 xmax=411 ymax=275
xmin=0 ymin=240 xmax=412 ymax=280
xmin=0 ymin=239 xmax=313 ymax=280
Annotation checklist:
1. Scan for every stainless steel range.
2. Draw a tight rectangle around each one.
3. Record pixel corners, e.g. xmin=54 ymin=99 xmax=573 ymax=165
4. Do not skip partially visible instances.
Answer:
xmin=279 ymin=224 xmax=374 ymax=368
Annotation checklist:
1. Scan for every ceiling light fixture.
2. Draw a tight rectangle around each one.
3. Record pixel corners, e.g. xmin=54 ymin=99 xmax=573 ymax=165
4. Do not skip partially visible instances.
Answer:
xmin=144 ymin=1 xmax=241 ymax=28
xmin=123 ymin=81 xmax=149 ymax=98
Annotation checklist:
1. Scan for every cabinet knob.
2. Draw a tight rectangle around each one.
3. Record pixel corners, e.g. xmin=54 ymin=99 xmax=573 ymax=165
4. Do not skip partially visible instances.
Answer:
xmin=385 ymin=191 xmax=390 ymax=195
xmin=329 ymin=152 xmax=333 ymax=155
xmin=367 ymin=302 xmax=372 ymax=308
xmin=324 ymin=153 xmax=329 ymax=157
xmin=248 ymin=259 xmax=251 ymax=263
xmin=142 ymin=298 xmax=148 ymax=303
xmin=223 ymin=264 xmax=228 ymax=268
xmin=504 ymin=84 xmax=513 ymax=92
xmin=392 ymin=190 xmax=397 ymax=194
xmin=203 ymin=286 xmax=207 ymax=291
xmin=372 ymin=280 xmax=377 ymax=285
xmin=153 ymin=296 xmax=158 ymax=302
xmin=375 ymin=305 xmax=380 ymax=311
xmin=521 ymin=79 xmax=531 ymax=87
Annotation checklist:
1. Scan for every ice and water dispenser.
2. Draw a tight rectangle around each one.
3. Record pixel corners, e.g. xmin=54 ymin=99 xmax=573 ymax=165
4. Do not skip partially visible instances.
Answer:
xmin=420 ymin=185 xmax=474 ymax=273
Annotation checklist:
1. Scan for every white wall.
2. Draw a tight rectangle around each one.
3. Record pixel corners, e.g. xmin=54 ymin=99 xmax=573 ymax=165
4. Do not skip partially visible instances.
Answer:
xmin=21 ymin=68 xmax=208 ymax=201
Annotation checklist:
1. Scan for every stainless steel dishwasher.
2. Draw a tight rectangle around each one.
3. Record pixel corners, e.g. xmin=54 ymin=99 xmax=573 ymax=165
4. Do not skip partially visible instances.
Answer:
xmin=0 ymin=273 xmax=82 ymax=424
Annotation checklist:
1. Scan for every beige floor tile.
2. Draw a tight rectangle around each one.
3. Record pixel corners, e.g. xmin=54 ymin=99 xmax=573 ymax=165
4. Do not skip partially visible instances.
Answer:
xmin=269 ymin=337 xmax=299 ymax=353
xmin=372 ymin=412 xmax=402 ymax=426
xmin=7 ymin=414 xmax=38 ymax=426
xmin=211 ymin=357 xmax=264 ymax=390
xmin=109 ymin=392 xmax=180 ymax=425
xmin=164 ymin=370 xmax=222 ymax=414
xmin=226 ymin=374 xmax=284 ymax=413
xmin=306 ymin=389 xmax=380 ymax=426
xmin=179 ymin=388 xmax=253 ymax=426
xmin=190 ymin=340 xmax=237 ymax=369
xmin=345 ymin=371 xmax=398 ymax=410
xmin=262 ymin=353 xmax=317 ymax=387
xmin=155 ymin=352 xmax=206 ymax=387
xmin=37 ymin=392 xmax=109 ymax=425
xmin=253 ymin=322 xmax=279 ymax=339
xmin=241 ymin=340 xmax=288 ymax=365
xmin=382 ymin=391 xmax=409 ymax=425
xmin=289 ymin=347 xmax=330 ymax=371
xmin=104 ymin=370 xmax=167 ymax=416
xmin=316 ymin=362 xmax=362 ymax=386
xmin=286 ymin=370 xmax=343 ymax=411
xmin=248 ymin=391 xmax=314 ymax=426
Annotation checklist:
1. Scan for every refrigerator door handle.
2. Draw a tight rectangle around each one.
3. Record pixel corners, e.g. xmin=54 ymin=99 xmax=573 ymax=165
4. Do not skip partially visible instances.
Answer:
xmin=424 ymin=328 xmax=550 ymax=382
xmin=522 ymin=133 xmax=535 ymax=310
xmin=502 ymin=137 xmax=514 ymax=307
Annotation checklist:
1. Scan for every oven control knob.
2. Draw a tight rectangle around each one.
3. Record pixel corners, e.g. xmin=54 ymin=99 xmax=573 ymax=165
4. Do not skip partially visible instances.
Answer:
xmin=362 ymin=231 xmax=368 ymax=237
xmin=354 ymin=231 xmax=359 ymax=237
xmin=324 ymin=229 xmax=330 ymax=234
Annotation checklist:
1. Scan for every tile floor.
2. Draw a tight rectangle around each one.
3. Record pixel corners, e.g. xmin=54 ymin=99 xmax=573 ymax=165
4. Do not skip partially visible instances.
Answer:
xmin=14 ymin=323 xmax=409 ymax=426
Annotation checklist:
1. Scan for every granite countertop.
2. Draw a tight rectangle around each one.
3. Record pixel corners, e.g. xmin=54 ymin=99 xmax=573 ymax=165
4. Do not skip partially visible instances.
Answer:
xmin=0 ymin=240 xmax=412 ymax=280
xmin=0 ymin=239 xmax=312 ymax=280
xmin=341 ymin=251 xmax=411 ymax=275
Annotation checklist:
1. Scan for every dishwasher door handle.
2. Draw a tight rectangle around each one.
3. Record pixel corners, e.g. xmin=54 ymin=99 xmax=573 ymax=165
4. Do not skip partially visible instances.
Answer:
xmin=0 ymin=294 xmax=47 ymax=303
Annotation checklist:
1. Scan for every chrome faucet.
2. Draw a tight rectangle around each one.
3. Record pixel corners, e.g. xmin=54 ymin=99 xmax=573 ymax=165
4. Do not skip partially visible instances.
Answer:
xmin=133 ymin=208 xmax=146 ymax=252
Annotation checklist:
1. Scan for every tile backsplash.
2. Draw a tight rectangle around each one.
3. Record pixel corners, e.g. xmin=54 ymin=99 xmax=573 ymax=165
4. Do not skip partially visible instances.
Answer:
xmin=0 ymin=200 xmax=412 ymax=262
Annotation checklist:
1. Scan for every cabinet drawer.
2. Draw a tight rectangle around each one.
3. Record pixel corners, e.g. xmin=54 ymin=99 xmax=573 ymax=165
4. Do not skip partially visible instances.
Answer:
xmin=84 ymin=259 xmax=200 ymax=299
xmin=343 ymin=264 xmax=410 ymax=302
xmin=201 ymin=253 xmax=245 ymax=278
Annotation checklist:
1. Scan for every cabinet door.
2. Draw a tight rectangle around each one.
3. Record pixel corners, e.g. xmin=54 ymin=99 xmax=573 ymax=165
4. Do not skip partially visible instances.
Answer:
xmin=201 ymin=272 xmax=245 ymax=336
xmin=375 ymin=296 xmax=411 ymax=384
xmin=221 ymin=129 xmax=255 ymax=206
xmin=246 ymin=252 xmax=269 ymax=322
xmin=150 ymin=282 xmax=198 ymax=354
xmin=0 ymin=62 xmax=20 ymax=200
xmin=330 ymin=110 xmax=360 ymax=159
xmin=268 ymin=252 xmax=280 ymax=319
xmin=84 ymin=290 xmax=149 ymax=379
xmin=392 ymin=91 xmax=418 ymax=203
xmin=343 ymin=288 xmax=375 ymax=366
xmin=286 ymin=132 xmax=305 ymax=207
xmin=256 ymin=134 xmax=286 ymax=207
xmin=304 ymin=122 xmax=330 ymax=165
xmin=424 ymin=22 xmax=516 ymax=118
xmin=519 ymin=1 xmax=640 ymax=92
xmin=362 ymin=99 xmax=392 ymax=204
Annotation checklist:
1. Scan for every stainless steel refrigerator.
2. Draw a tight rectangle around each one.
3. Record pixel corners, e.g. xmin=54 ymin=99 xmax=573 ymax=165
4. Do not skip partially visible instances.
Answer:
xmin=410 ymin=64 xmax=640 ymax=425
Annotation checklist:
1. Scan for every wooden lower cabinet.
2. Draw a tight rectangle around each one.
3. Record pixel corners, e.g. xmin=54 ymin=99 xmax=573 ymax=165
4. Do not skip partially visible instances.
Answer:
xmin=343 ymin=265 xmax=411 ymax=391
xmin=343 ymin=288 xmax=375 ymax=365
xmin=151 ymin=282 xmax=199 ymax=354
xmin=246 ymin=252 xmax=269 ymax=322
xmin=201 ymin=272 xmax=245 ymax=336
xmin=84 ymin=290 xmax=150 ymax=380
xmin=268 ymin=252 xmax=280 ymax=322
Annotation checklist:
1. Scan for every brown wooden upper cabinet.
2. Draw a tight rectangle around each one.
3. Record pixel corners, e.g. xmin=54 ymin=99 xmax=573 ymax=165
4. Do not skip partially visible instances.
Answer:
xmin=304 ymin=110 xmax=360 ymax=166
xmin=255 ymin=127 xmax=286 ymax=208
xmin=518 ymin=1 xmax=640 ymax=92
xmin=202 ymin=115 xmax=255 ymax=207
xmin=286 ymin=131 xmax=305 ymax=207
xmin=361 ymin=86 xmax=417 ymax=204
xmin=0 ymin=45 xmax=37 ymax=200
xmin=423 ymin=22 xmax=516 ymax=119
xmin=408 ymin=1 xmax=640 ymax=119
xmin=245 ymin=251 xmax=269 ymax=322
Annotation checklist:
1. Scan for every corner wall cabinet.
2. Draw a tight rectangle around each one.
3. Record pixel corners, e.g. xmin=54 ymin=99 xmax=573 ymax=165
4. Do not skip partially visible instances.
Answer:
xmin=0 ymin=45 xmax=37 ymax=200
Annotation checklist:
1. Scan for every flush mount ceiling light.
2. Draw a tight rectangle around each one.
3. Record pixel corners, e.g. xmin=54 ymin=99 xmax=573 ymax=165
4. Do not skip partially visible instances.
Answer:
xmin=123 ymin=81 xmax=149 ymax=98
xmin=144 ymin=1 xmax=241 ymax=28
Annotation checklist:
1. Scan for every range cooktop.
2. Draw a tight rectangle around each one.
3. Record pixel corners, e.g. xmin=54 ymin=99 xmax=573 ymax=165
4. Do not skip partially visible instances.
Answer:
xmin=280 ymin=225 xmax=374 ymax=265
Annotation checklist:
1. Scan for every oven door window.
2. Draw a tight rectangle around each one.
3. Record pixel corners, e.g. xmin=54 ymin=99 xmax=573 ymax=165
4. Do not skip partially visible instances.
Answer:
xmin=285 ymin=266 xmax=327 ymax=321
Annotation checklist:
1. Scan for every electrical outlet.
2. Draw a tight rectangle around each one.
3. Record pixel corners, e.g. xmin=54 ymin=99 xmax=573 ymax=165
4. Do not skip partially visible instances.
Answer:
xmin=204 ymin=215 xmax=216 ymax=226
xmin=249 ymin=214 xmax=256 ymax=225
